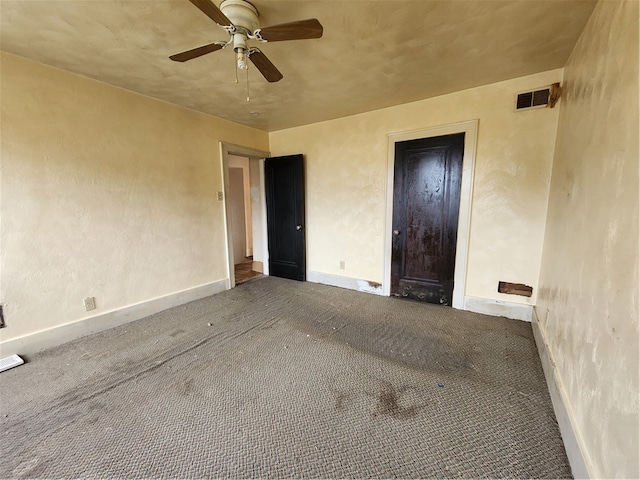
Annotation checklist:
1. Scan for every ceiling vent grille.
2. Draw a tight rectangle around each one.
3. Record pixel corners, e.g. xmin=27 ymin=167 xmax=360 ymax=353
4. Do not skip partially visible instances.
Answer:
xmin=516 ymin=87 xmax=551 ymax=111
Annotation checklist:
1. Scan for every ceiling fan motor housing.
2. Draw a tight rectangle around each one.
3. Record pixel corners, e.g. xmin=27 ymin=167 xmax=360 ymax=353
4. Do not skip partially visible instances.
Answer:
xmin=220 ymin=0 xmax=259 ymax=33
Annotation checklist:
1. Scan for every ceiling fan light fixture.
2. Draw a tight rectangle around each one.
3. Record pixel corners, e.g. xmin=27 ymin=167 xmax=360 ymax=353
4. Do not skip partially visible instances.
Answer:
xmin=236 ymin=49 xmax=248 ymax=69
xmin=233 ymin=32 xmax=249 ymax=70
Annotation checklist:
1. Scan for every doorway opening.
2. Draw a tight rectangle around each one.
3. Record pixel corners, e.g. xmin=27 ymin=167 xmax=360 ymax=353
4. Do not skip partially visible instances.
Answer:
xmin=221 ymin=143 xmax=270 ymax=288
xmin=228 ymin=156 xmax=261 ymax=285
xmin=383 ymin=120 xmax=478 ymax=309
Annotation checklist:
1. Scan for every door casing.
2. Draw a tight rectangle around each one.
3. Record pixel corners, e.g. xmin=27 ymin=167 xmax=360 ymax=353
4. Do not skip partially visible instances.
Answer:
xmin=383 ymin=120 xmax=479 ymax=308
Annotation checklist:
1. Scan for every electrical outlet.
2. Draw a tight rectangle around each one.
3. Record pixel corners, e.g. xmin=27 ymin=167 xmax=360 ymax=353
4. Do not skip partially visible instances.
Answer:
xmin=84 ymin=297 xmax=96 ymax=311
xmin=339 ymin=260 xmax=345 ymax=270
xmin=217 ymin=191 xmax=224 ymax=201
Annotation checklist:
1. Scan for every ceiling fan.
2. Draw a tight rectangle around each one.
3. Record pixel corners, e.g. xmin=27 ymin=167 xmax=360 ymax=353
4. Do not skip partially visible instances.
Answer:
xmin=170 ymin=0 xmax=323 ymax=84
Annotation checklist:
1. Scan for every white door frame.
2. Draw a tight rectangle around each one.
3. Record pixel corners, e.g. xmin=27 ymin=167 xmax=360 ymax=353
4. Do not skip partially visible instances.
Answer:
xmin=220 ymin=142 xmax=270 ymax=288
xmin=382 ymin=120 xmax=479 ymax=309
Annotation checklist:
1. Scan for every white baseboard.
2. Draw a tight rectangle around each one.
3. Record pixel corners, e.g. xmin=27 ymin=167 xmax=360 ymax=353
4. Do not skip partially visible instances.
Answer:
xmin=531 ymin=308 xmax=592 ymax=479
xmin=252 ymin=261 xmax=264 ymax=273
xmin=0 ymin=279 xmax=229 ymax=357
xmin=306 ymin=271 xmax=384 ymax=295
xmin=463 ymin=295 xmax=533 ymax=321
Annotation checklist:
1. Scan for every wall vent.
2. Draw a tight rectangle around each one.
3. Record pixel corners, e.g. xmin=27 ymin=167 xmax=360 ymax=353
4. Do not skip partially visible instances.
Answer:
xmin=515 ymin=87 xmax=551 ymax=111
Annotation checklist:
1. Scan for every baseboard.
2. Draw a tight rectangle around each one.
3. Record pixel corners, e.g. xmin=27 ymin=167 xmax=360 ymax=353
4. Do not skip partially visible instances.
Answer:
xmin=463 ymin=295 xmax=533 ymax=321
xmin=306 ymin=271 xmax=384 ymax=295
xmin=531 ymin=308 xmax=593 ymax=479
xmin=0 ymin=279 xmax=229 ymax=357
xmin=252 ymin=261 xmax=264 ymax=273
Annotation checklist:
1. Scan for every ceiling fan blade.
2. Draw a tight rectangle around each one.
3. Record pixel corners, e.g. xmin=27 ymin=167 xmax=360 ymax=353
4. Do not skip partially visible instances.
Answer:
xmin=249 ymin=50 xmax=283 ymax=83
xmin=187 ymin=0 xmax=233 ymax=27
xmin=170 ymin=42 xmax=224 ymax=62
xmin=257 ymin=18 xmax=323 ymax=42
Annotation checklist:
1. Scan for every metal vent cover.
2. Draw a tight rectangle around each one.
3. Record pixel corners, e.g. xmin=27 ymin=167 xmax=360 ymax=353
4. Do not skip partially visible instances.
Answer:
xmin=516 ymin=87 xmax=551 ymax=111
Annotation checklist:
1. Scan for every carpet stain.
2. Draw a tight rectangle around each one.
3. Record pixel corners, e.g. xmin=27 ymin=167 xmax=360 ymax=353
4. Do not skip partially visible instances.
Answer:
xmin=330 ymin=379 xmax=424 ymax=420
xmin=374 ymin=384 xmax=422 ymax=420
xmin=328 ymin=385 xmax=349 ymax=410
xmin=334 ymin=392 xmax=348 ymax=410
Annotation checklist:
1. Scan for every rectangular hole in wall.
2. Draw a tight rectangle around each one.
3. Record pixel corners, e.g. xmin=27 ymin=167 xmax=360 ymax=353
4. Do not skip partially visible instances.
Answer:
xmin=498 ymin=281 xmax=533 ymax=297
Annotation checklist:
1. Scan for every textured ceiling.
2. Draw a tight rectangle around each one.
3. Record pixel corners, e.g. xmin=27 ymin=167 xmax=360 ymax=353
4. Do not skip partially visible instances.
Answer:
xmin=0 ymin=0 xmax=596 ymax=131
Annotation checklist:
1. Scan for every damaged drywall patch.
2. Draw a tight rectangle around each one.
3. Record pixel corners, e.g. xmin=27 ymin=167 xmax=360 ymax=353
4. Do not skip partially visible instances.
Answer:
xmin=498 ymin=281 xmax=533 ymax=297
xmin=357 ymin=280 xmax=383 ymax=295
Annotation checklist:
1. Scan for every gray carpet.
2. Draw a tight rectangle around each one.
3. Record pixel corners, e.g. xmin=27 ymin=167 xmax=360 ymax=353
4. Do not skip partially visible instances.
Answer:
xmin=0 ymin=276 xmax=571 ymax=478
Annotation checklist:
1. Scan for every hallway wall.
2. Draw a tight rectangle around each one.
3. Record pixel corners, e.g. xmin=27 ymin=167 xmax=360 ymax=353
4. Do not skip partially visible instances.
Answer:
xmin=228 ymin=168 xmax=248 ymax=265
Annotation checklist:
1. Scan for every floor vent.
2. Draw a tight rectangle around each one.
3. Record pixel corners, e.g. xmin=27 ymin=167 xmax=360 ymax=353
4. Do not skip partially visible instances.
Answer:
xmin=516 ymin=87 xmax=551 ymax=111
xmin=0 ymin=354 xmax=24 ymax=373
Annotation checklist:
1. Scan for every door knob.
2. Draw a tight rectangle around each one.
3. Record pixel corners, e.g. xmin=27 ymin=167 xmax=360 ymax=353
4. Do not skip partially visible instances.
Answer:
xmin=296 ymin=225 xmax=303 ymax=231
xmin=393 ymin=230 xmax=401 ymax=235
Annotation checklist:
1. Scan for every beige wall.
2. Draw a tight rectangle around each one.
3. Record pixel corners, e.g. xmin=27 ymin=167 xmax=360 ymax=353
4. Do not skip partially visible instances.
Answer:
xmin=0 ymin=53 xmax=268 ymax=343
xmin=270 ymin=69 xmax=562 ymax=305
xmin=536 ymin=1 xmax=639 ymax=478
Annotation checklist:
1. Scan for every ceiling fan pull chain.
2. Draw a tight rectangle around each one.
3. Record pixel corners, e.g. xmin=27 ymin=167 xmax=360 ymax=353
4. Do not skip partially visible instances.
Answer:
xmin=246 ymin=63 xmax=250 ymax=102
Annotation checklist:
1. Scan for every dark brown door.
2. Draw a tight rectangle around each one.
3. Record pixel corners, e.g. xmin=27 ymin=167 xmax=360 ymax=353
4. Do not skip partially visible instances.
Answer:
xmin=391 ymin=133 xmax=464 ymax=305
xmin=265 ymin=154 xmax=306 ymax=281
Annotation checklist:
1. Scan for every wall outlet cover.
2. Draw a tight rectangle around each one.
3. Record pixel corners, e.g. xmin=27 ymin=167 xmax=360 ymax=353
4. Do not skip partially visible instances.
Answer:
xmin=84 ymin=297 xmax=96 ymax=311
